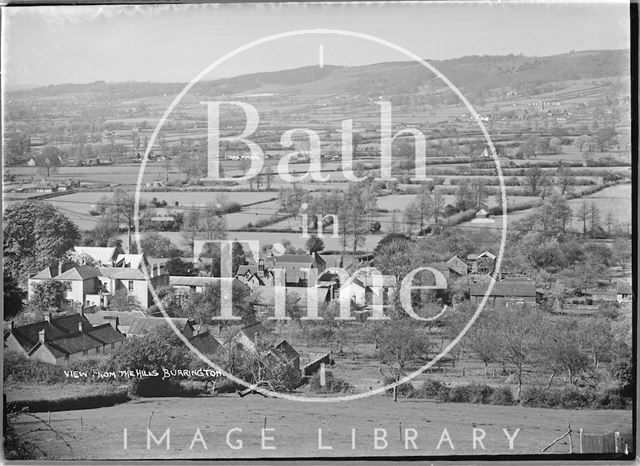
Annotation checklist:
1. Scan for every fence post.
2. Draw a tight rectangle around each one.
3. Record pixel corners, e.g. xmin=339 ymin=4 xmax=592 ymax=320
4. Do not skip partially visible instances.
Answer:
xmin=568 ymin=424 xmax=573 ymax=454
xmin=614 ymin=432 xmax=620 ymax=453
xmin=579 ymin=429 xmax=583 ymax=453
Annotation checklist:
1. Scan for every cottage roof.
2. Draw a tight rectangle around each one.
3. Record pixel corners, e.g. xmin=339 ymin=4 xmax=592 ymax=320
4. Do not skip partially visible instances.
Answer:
xmin=7 ymin=314 xmax=92 ymax=352
xmin=46 ymin=332 xmax=103 ymax=354
xmin=85 ymin=323 xmax=126 ymax=345
xmin=98 ymin=267 xmax=146 ymax=280
xmin=274 ymin=339 xmax=299 ymax=361
xmin=84 ymin=310 xmax=146 ymax=328
xmin=56 ymin=265 xmax=101 ymax=280
xmin=127 ymin=317 xmax=193 ymax=336
xmin=31 ymin=266 xmax=58 ymax=280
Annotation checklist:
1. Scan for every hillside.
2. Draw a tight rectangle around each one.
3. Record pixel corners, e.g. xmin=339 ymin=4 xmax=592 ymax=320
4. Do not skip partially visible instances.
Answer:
xmin=8 ymin=49 xmax=629 ymax=101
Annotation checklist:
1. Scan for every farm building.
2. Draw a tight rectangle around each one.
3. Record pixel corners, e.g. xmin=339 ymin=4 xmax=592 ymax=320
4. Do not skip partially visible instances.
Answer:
xmin=232 ymin=321 xmax=269 ymax=354
xmin=4 ymin=312 xmax=125 ymax=364
xmin=266 ymin=340 xmax=300 ymax=372
xmin=470 ymin=278 xmax=536 ymax=306
xmin=466 ymin=251 xmax=496 ymax=275
xmin=446 ymin=255 xmax=468 ymax=276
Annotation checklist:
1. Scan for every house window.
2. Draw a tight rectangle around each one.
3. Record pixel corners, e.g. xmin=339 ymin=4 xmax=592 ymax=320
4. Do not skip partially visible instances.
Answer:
xmin=82 ymin=350 xmax=88 ymax=356
xmin=96 ymin=347 xmax=100 ymax=354
xmin=128 ymin=281 xmax=134 ymax=291
xmin=64 ymin=281 xmax=72 ymax=291
xmin=110 ymin=343 xmax=115 ymax=349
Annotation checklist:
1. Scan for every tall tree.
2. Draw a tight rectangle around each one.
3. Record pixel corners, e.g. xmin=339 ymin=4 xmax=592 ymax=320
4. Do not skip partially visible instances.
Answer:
xmin=3 ymin=201 xmax=80 ymax=283
xmin=575 ymin=201 xmax=589 ymax=235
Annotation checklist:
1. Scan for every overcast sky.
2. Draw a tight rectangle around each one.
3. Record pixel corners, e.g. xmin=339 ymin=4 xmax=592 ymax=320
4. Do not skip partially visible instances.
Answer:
xmin=3 ymin=2 xmax=630 ymax=87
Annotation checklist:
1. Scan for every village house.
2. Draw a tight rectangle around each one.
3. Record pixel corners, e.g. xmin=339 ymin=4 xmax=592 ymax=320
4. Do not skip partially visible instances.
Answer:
xmin=4 ymin=312 xmax=125 ymax=364
xmin=28 ymin=248 xmax=169 ymax=310
xmin=235 ymin=259 xmax=276 ymax=288
xmin=470 ymin=278 xmax=536 ymax=306
xmin=263 ymin=252 xmax=326 ymax=287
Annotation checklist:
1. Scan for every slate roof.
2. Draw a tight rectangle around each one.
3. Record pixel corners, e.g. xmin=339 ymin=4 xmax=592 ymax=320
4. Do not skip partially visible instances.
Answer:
xmin=274 ymin=339 xmax=299 ymax=361
xmin=98 ymin=267 xmax=146 ymax=280
xmin=46 ymin=332 xmax=103 ymax=354
xmin=127 ymin=317 xmax=193 ymax=336
xmin=85 ymin=323 xmax=126 ymax=345
xmin=7 ymin=314 xmax=92 ymax=353
xmin=189 ymin=331 xmax=224 ymax=355
xmin=470 ymin=280 xmax=536 ymax=297
xmin=56 ymin=265 xmax=101 ymax=280
xmin=273 ymin=254 xmax=316 ymax=264
xmin=236 ymin=265 xmax=258 ymax=276
xmin=84 ymin=310 xmax=146 ymax=329
xmin=31 ymin=264 xmax=77 ymax=280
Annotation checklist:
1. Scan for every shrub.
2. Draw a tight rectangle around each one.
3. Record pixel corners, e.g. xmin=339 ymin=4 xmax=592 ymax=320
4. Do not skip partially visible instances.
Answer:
xmin=7 ymin=391 xmax=129 ymax=413
xmin=467 ymin=384 xmax=495 ymax=404
xmin=487 ymin=386 xmax=515 ymax=405
xmin=410 ymin=379 xmax=447 ymax=398
xmin=445 ymin=385 xmax=471 ymax=402
xmin=520 ymin=386 xmax=628 ymax=409
xmin=308 ymin=371 xmax=352 ymax=394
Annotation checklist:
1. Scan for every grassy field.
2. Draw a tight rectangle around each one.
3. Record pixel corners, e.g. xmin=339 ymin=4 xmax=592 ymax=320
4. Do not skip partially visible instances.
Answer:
xmin=12 ymin=395 xmax=631 ymax=459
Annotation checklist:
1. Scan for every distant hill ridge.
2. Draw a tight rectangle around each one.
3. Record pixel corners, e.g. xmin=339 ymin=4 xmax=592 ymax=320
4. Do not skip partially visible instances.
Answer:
xmin=9 ymin=49 xmax=629 ymax=99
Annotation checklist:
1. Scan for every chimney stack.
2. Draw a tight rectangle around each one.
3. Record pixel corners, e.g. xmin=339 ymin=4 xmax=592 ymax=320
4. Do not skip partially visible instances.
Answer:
xmin=43 ymin=312 xmax=51 ymax=323
xmin=10 ymin=321 xmax=14 ymax=331
xmin=38 ymin=329 xmax=45 ymax=343
xmin=58 ymin=260 xmax=63 ymax=277
xmin=78 ymin=321 xmax=83 ymax=333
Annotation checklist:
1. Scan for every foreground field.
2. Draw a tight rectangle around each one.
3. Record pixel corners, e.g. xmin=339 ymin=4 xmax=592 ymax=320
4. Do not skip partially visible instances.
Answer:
xmin=12 ymin=395 xmax=631 ymax=459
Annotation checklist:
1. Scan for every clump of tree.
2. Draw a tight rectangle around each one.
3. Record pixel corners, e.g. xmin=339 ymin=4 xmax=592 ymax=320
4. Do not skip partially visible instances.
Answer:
xmin=3 ymin=201 xmax=80 ymax=283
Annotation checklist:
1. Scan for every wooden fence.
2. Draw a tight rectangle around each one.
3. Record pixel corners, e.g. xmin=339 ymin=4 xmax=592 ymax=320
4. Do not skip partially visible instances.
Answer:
xmin=580 ymin=430 xmax=629 ymax=454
